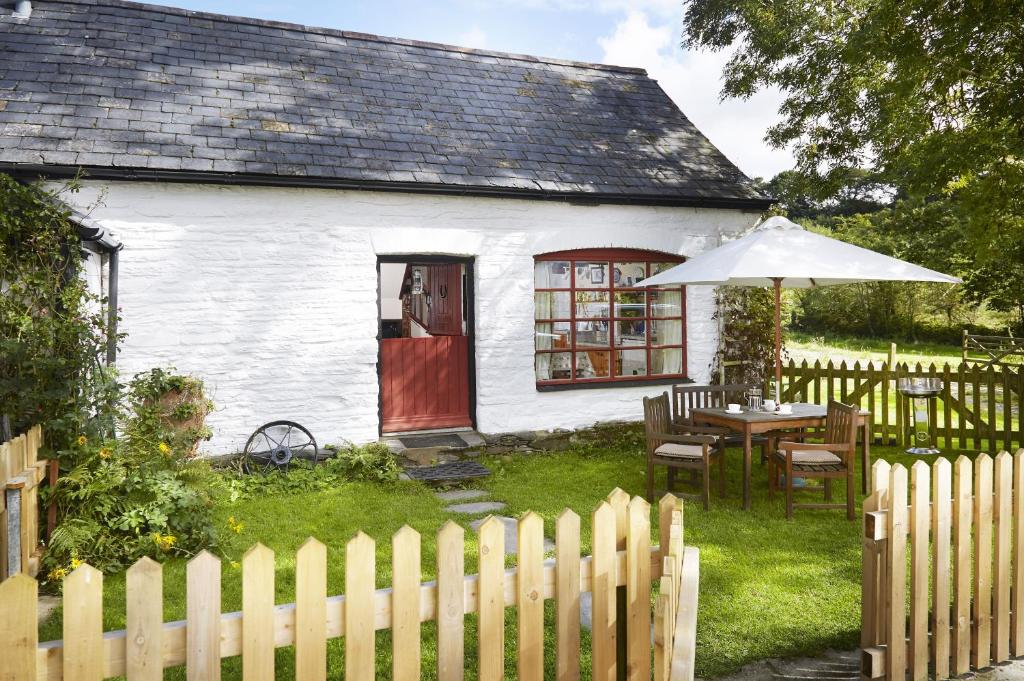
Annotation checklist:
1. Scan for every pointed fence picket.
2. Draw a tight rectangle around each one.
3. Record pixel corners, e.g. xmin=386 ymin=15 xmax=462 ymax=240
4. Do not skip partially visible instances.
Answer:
xmin=2 ymin=489 xmax=700 ymax=681
xmin=862 ymin=449 xmax=1024 ymax=680
xmin=780 ymin=360 xmax=1022 ymax=452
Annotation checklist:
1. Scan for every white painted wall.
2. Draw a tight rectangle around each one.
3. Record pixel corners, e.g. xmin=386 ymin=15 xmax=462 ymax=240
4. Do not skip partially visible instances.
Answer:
xmin=60 ymin=182 xmax=761 ymax=454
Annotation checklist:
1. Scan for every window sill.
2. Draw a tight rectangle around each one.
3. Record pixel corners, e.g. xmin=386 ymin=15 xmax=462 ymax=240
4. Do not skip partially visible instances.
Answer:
xmin=536 ymin=376 xmax=694 ymax=392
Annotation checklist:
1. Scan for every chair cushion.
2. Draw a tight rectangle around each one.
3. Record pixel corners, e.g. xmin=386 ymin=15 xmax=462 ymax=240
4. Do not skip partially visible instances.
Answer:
xmin=779 ymin=449 xmax=842 ymax=465
xmin=655 ymin=443 xmax=704 ymax=459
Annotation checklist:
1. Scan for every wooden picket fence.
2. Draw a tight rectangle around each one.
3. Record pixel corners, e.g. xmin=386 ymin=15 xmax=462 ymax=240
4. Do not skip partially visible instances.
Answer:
xmin=1 ymin=425 xmax=46 ymax=580
xmin=861 ymin=450 xmax=1024 ymax=681
xmin=0 ymin=489 xmax=699 ymax=681
xmin=780 ymin=360 xmax=1023 ymax=452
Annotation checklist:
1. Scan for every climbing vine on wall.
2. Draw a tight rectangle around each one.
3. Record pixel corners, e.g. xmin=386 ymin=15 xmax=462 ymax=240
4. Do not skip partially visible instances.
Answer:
xmin=711 ymin=286 xmax=782 ymax=387
xmin=0 ymin=173 xmax=118 ymax=451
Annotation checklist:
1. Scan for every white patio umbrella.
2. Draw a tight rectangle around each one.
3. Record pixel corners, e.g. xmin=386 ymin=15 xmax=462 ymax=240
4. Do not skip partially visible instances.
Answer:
xmin=636 ymin=215 xmax=961 ymax=395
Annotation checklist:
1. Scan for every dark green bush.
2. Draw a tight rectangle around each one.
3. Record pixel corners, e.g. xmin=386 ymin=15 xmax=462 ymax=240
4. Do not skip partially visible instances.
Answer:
xmin=42 ymin=370 xmax=220 ymax=581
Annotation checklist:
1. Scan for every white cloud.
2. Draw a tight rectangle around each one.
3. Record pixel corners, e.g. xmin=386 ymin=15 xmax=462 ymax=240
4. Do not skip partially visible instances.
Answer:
xmin=598 ymin=12 xmax=793 ymax=180
xmin=456 ymin=25 xmax=488 ymax=48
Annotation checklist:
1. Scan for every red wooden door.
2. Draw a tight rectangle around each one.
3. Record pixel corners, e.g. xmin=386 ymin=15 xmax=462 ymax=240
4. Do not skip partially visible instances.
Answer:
xmin=380 ymin=335 xmax=471 ymax=431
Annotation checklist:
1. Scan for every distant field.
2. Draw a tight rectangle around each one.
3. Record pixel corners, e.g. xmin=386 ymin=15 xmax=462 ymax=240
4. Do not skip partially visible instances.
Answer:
xmin=786 ymin=331 xmax=964 ymax=367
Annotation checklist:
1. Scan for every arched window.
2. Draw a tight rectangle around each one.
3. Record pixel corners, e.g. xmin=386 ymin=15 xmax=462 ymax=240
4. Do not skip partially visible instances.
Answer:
xmin=534 ymin=248 xmax=686 ymax=387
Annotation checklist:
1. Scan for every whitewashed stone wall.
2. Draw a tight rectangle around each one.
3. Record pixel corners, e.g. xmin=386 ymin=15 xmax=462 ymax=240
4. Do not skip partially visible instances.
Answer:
xmin=61 ymin=182 xmax=761 ymax=454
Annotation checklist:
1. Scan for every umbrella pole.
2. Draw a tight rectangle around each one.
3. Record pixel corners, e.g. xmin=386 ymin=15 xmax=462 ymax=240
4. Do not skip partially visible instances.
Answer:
xmin=773 ymin=277 xmax=782 ymax=400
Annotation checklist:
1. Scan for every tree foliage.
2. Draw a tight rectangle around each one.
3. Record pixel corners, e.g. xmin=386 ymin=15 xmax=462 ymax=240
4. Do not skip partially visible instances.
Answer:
xmin=684 ymin=0 xmax=1024 ymax=328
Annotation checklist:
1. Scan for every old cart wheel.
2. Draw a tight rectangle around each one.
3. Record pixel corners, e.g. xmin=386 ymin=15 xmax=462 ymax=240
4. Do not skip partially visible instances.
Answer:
xmin=242 ymin=421 xmax=318 ymax=474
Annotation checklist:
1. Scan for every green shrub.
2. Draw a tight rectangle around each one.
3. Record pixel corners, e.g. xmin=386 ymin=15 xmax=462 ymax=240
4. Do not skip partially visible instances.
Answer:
xmin=324 ymin=442 xmax=401 ymax=482
xmin=42 ymin=370 xmax=220 ymax=582
xmin=223 ymin=442 xmax=401 ymax=500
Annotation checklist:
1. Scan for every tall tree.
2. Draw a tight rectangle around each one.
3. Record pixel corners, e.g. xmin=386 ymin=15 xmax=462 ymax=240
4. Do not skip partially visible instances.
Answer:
xmin=683 ymin=0 xmax=1024 ymax=327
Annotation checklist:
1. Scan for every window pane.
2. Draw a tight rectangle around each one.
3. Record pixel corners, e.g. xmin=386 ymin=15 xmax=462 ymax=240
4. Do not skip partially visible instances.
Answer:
xmin=575 ymin=262 xmax=609 ymax=289
xmin=575 ymin=291 xmax=610 ymax=318
xmin=650 ymin=261 xmax=681 ymax=276
xmin=615 ymin=319 xmax=646 ymax=345
xmin=650 ymin=289 xmax=682 ymax=317
xmin=575 ymin=321 xmax=609 ymax=348
xmin=613 ymin=292 xmax=645 ymax=318
xmin=615 ymin=349 xmax=647 ymax=377
xmin=535 ymin=322 xmax=570 ymax=350
xmin=575 ymin=351 xmax=610 ymax=379
xmin=535 ymin=261 xmax=571 ymax=288
xmin=651 ymin=319 xmax=683 ymax=345
xmin=535 ymin=291 xmax=571 ymax=320
xmin=613 ymin=262 xmax=648 ymax=288
xmin=536 ymin=352 xmax=572 ymax=381
xmin=651 ymin=348 xmax=683 ymax=375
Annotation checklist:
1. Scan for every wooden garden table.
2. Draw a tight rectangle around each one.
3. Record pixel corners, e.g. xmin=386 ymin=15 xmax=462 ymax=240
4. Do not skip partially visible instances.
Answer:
xmin=691 ymin=402 xmax=872 ymax=511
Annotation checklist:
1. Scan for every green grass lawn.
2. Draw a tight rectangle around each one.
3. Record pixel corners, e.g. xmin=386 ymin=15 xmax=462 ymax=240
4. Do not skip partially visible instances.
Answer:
xmin=787 ymin=330 xmax=965 ymax=367
xmin=37 ymin=440 xmax=947 ymax=679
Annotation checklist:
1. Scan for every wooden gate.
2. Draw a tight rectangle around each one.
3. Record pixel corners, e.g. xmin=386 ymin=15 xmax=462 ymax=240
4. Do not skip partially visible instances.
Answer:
xmin=380 ymin=336 xmax=471 ymax=432
xmin=861 ymin=451 xmax=1024 ymax=681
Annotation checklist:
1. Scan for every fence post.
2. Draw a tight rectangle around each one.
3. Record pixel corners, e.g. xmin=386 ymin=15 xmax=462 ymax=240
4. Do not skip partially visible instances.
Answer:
xmin=974 ymin=455 xmax=994 ymax=670
xmin=886 ymin=465 xmax=908 ymax=681
xmin=5 ymin=486 xmax=22 ymax=577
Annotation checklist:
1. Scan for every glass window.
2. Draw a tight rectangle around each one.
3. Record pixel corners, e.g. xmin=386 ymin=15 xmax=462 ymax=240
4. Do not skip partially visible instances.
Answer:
xmin=534 ymin=250 xmax=686 ymax=385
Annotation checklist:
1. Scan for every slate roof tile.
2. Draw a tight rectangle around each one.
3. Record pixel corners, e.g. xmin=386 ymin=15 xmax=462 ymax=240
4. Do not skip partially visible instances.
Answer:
xmin=0 ymin=0 xmax=767 ymax=204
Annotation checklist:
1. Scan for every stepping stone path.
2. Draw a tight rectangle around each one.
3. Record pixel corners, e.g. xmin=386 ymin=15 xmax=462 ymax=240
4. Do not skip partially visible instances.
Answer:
xmin=467 ymin=516 xmax=556 ymax=555
xmin=444 ymin=501 xmax=507 ymax=514
xmin=435 ymin=488 xmax=555 ymax=556
xmin=435 ymin=489 xmax=488 ymax=503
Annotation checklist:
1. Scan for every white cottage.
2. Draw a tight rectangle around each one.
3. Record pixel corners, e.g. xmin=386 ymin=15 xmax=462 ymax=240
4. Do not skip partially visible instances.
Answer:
xmin=0 ymin=0 xmax=771 ymax=453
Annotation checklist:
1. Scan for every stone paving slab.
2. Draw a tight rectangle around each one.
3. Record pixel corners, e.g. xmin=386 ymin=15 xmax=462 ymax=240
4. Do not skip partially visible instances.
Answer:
xmin=436 ymin=489 xmax=488 ymax=503
xmin=468 ymin=516 xmax=555 ymax=555
xmin=445 ymin=501 xmax=507 ymax=514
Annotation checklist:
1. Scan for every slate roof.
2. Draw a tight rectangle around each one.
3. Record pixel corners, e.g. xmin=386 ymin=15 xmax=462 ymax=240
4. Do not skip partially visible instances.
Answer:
xmin=0 ymin=0 xmax=770 ymax=207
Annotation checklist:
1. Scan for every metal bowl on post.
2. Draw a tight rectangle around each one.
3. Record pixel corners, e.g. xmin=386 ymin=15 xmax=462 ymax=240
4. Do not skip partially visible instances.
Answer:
xmin=897 ymin=377 xmax=944 ymax=455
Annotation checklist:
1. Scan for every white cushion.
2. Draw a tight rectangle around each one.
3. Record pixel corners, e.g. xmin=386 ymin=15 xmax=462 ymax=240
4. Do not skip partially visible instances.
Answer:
xmin=655 ymin=443 xmax=704 ymax=459
xmin=787 ymin=449 xmax=842 ymax=465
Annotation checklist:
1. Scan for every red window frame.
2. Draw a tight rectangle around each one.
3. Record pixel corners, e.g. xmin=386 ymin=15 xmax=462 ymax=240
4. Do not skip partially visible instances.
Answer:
xmin=534 ymin=248 xmax=687 ymax=387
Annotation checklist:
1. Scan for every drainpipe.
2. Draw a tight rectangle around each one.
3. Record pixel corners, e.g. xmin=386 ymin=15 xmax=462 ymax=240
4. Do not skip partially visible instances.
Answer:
xmin=106 ymin=246 xmax=120 ymax=366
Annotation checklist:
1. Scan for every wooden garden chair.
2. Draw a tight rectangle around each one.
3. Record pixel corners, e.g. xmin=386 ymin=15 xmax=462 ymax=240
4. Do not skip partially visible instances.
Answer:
xmin=643 ymin=392 xmax=724 ymax=509
xmin=768 ymin=400 xmax=858 ymax=520
xmin=671 ymin=383 xmax=769 ymax=461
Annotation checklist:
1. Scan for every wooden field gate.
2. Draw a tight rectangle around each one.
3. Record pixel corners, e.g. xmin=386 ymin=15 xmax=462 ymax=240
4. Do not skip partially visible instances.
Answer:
xmin=0 ymin=489 xmax=699 ymax=681
xmin=1 ymin=425 xmax=46 ymax=579
xmin=861 ymin=451 xmax=1024 ymax=680
xmin=781 ymin=360 xmax=1023 ymax=453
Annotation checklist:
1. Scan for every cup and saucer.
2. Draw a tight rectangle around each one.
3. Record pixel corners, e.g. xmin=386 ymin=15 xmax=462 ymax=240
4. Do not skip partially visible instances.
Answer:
xmin=777 ymin=404 xmax=794 ymax=415
xmin=725 ymin=403 xmax=742 ymax=414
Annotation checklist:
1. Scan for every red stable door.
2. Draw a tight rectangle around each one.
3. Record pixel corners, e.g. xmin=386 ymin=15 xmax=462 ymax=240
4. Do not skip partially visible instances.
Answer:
xmin=380 ymin=262 xmax=472 ymax=432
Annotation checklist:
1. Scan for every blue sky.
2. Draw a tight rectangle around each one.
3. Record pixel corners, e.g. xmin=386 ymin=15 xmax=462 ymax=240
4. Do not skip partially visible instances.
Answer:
xmin=161 ymin=0 xmax=793 ymax=180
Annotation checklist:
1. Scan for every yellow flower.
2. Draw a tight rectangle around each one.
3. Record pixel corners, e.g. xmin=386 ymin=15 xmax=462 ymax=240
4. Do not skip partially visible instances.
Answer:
xmin=76 ymin=435 xmax=87 ymax=446
xmin=227 ymin=516 xmax=244 ymax=534
xmin=47 ymin=567 xmax=68 ymax=582
xmin=230 ymin=561 xmax=241 ymax=571
xmin=153 ymin=534 xmax=177 ymax=551
xmin=69 ymin=557 xmax=83 ymax=570
xmin=99 ymin=447 xmax=112 ymax=459
xmin=158 ymin=442 xmax=171 ymax=455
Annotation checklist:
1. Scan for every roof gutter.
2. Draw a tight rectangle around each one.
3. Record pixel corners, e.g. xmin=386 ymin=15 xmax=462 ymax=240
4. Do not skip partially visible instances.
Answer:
xmin=2 ymin=163 xmax=774 ymax=212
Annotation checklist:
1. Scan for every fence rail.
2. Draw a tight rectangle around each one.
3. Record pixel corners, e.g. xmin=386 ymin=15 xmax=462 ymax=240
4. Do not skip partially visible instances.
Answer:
xmin=861 ymin=451 xmax=1024 ymax=681
xmin=0 ymin=489 xmax=699 ymax=681
xmin=780 ymin=360 xmax=1023 ymax=453
xmin=1 ymin=425 xmax=46 ymax=579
